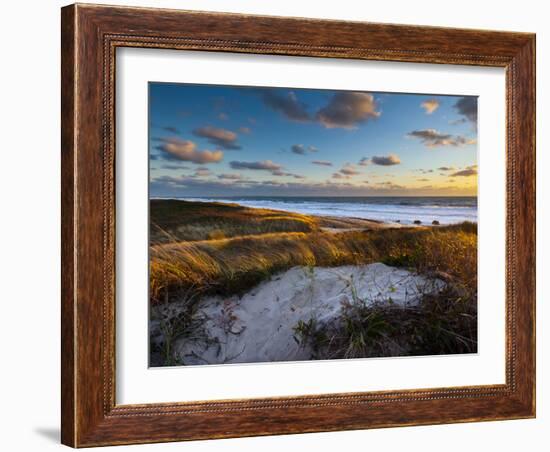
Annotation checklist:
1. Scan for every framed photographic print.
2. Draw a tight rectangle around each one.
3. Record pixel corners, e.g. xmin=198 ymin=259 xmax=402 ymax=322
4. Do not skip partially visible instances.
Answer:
xmin=61 ymin=3 xmax=536 ymax=447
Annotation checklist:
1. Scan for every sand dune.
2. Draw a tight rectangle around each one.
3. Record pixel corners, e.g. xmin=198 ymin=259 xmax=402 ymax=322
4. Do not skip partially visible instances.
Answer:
xmin=150 ymin=263 xmax=445 ymax=366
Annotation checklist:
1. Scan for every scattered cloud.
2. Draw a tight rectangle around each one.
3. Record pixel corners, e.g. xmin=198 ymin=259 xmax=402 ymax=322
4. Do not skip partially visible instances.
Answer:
xmin=291 ymin=144 xmax=318 ymax=155
xmin=450 ymin=168 xmax=478 ymax=177
xmin=316 ymin=92 xmax=380 ymax=129
xmin=161 ymin=164 xmax=189 ymax=170
xmin=230 ymin=160 xmax=282 ymax=171
xmin=421 ymin=99 xmax=440 ymax=114
xmin=151 ymin=175 xmax=233 ymax=193
xmin=156 ymin=137 xmax=223 ymax=164
xmin=217 ymin=173 xmax=244 ymax=180
xmin=259 ymin=89 xmax=381 ymax=130
xmin=271 ymin=169 xmax=305 ymax=179
xmin=291 ymin=144 xmax=307 ymax=155
xmin=407 ymin=129 xmax=476 ymax=147
xmin=371 ymin=154 xmax=401 ymax=166
xmin=375 ymin=181 xmax=406 ymax=190
xmin=333 ymin=163 xmax=361 ymax=179
xmin=151 ymin=86 xmax=477 ymax=198
xmin=150 ymin=175 xmax=473 ymax=197
xmin=193 ymin=126 xmax=242 ymax=150
xmin=260 ymin=89 xmax=311 ymax=122
xmin=312 ymin=160 xmax=333 ymax=167
xmin=194 ymin=167 xmax=212 ymax=177
xmin=454 ymin=96 xmax=478 ymax=125
xmin=339 ymin=164 xmax=361 ymax=176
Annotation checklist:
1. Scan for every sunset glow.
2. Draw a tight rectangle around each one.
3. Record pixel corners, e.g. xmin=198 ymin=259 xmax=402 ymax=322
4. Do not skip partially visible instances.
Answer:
xmin=149 ymin=83 xmax=478 ymax=197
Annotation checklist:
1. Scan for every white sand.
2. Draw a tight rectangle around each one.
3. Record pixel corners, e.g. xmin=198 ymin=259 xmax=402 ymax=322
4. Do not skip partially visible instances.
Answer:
xmin=151 ymin=263 xmax=445 ymax=366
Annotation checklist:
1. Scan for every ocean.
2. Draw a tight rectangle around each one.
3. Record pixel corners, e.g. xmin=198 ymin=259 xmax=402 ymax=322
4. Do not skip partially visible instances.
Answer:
xmin=174 ymin=196 xmax=477 ymax=225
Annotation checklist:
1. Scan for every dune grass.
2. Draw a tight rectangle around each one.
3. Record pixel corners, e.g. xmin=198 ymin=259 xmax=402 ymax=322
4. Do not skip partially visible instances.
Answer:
xmin=150 ymin=207 xmax=477 ymax=305
xmin=150 ymin=199 xmax=384 ymax=244
xmin=293 ymin=284 xmax=477 ymax=359
xmin=150 ymin=199 xmax=320 ymax=243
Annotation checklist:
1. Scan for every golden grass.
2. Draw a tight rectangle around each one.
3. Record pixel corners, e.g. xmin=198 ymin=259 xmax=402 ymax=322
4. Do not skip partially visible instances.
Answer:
xmin=150 ymin=222 xmax=477 ymax=304
xmin=150 ymin=199 xmax=319 ymax=243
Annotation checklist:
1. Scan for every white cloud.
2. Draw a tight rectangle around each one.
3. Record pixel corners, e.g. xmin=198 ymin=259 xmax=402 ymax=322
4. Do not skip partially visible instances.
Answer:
xmin=156 ymin=137 xmax=223 ymax=164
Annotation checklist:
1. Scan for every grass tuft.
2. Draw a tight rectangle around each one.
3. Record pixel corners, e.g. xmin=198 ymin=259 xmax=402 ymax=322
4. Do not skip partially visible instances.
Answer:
xmin=294 ymin=284 xmax=477 ymax=359
xmin=151 ymin=221 xmax=477 ymax=305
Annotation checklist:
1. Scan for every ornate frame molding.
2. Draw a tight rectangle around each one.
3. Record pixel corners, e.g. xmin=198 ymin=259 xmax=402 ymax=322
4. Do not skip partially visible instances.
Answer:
xmin=62 ymin=4 xmax=535 ymax=447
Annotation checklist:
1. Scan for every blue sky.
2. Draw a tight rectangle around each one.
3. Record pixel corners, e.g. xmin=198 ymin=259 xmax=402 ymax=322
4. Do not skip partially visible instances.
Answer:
xmin=149 ymin=82 xmax=478 ymax=197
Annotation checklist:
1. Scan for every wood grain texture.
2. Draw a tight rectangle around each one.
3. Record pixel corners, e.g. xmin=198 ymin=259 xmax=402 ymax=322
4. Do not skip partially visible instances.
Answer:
xmin=60 ymin=5 xmax=76 ymax=446
xmin=60 ymin=3 xmax=536 ymax=447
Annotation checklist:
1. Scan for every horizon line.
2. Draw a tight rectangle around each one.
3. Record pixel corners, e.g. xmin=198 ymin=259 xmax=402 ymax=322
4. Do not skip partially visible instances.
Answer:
xmin=150 ymin=194 xmax=478 ymax=199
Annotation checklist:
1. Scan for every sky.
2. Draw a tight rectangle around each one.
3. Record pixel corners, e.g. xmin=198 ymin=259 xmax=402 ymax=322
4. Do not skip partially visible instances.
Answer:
xmin=149 ymin=82 xmax=478 ymax=197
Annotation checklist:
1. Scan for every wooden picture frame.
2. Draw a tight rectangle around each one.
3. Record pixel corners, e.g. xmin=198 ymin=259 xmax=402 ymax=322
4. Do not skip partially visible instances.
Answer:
xmin=61 ymin=3 xmax=535 ymax=447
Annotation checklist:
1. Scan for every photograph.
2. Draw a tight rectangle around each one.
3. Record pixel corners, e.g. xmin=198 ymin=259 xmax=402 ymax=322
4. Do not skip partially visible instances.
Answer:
xmin=148 ymin=83 xmax=479 ymax=367
xmin=52 ymin=2 xmax=537 ymax=447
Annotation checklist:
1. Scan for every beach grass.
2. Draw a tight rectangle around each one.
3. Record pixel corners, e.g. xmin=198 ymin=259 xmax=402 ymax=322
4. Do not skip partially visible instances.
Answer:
xmin=150 ymin=199 xmax=320 ymax=243
xmin=293 ymin=283 xmax=478 ymax=359
xmin=150 ymin=199 xmax=384 ymax=244
xmin=150 ymin=200 xmax=477 ymax=305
